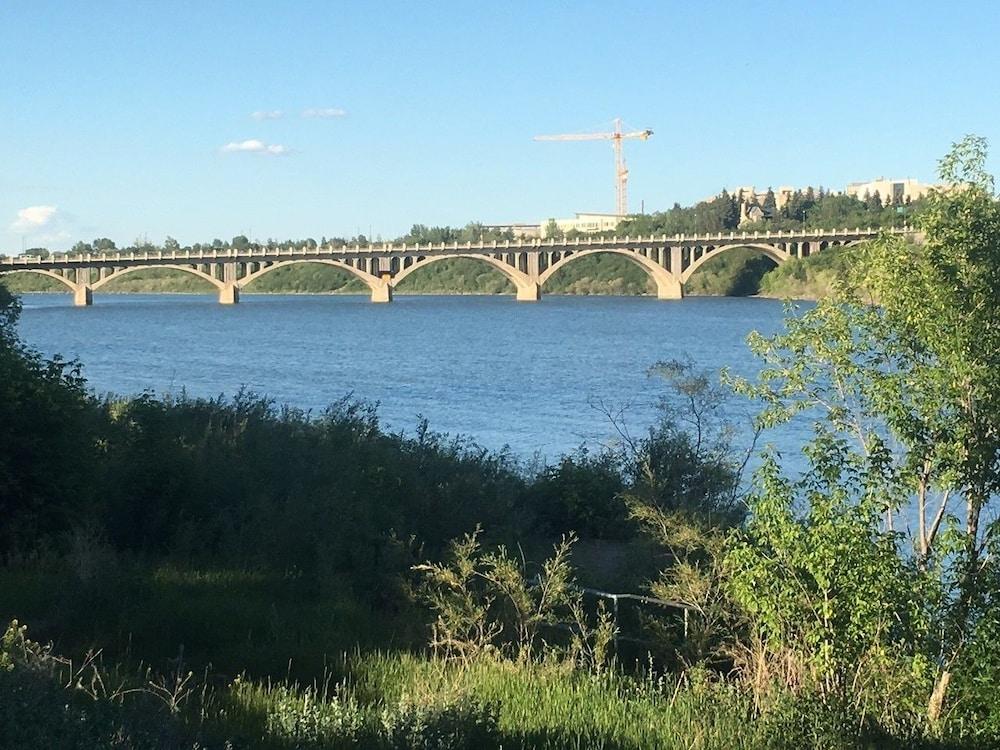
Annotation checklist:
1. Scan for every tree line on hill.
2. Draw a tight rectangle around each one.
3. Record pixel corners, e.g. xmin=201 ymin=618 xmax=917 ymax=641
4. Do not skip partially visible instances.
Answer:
xmin=614 ymin=186 xmax=919 ymax=238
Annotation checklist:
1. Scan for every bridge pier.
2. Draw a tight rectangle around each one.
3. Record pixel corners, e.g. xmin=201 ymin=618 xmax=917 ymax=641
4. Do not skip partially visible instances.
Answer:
xmin=516 ymin=282 xmax=541 ymax=302
xmin=72 ymin=267 xmax=93 ymax=306
xmin=74 ymin=284 xmax=93 ymax=306
xmin=656 ymin=276 xmax=684 ymax=300
xmin=219 ymin=262 xmax=240 ymax=304
xmin=371 ymin=281 xmax=393 ymax=303
xmin=219 ymin=283 xmax=239 ymax=305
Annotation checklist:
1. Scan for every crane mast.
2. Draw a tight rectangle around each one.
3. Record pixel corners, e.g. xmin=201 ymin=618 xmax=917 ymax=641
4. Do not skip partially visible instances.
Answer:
xmin=534 ymin=117 xmax=653 ymax=216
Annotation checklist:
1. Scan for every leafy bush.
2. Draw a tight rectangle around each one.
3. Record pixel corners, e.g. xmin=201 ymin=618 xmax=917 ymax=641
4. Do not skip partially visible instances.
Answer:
xmin=381 ymin=691 xmax=501 ymax=750
xmin=757 ymin=692 xmax=877 ymax=750
xmin=0 ymin=286 xmax=96 ymax=553
xmin=522 ymin=449 xmax=630 ymax=539
xmin=254 ymin=683 xmax=366 ymax=747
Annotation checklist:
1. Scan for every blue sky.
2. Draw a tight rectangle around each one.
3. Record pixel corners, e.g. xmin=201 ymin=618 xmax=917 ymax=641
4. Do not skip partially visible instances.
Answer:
xmin=2 ymin=1 xmax=998 ymax=250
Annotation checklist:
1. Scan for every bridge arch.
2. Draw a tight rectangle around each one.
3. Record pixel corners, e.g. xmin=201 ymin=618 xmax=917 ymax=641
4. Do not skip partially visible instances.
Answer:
xmin=237 ymin=258 xmax=382 ymax=292
xmin=680 ymin=242 xmax=789 ymax=284
xmin=537 ymin=248 xmax=682 ymax=299
xmin=91 ymin=264 xmax=224 ymax=291
xmin=0 ymin=268 xmax=79 ymax=292
xmin=391 ymin=253 xmax=537 ymax=298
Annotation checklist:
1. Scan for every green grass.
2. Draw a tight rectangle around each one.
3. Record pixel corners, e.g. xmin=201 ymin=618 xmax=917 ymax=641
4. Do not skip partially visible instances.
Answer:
xmin=347 ymin=653 xmax=756 ymax=749
xmin=0 ymin=560 xmax=857 ymax=749
xmin=0 ymin=563 xmax=415 ymax=682
xmin=0 ymin=552 xmax=965 ymax=749
xmin=2 ymin=615 xmax=763 ymax=750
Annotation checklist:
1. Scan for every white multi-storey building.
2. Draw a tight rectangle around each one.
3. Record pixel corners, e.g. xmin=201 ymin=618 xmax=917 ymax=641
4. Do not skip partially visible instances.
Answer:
xmin=845 ymin=177 xmax=938 ymax=204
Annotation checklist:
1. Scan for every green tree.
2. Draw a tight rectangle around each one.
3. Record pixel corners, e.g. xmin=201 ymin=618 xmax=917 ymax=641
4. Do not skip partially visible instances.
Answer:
xmin=762 ymin=188 xmax=777 ymax=218
xmin=728 ymin=135 xmax=1000 ymax=726
xmin=543 ymin=219 xmax=564 ymax=240
xmin=724 ymin=190 xmax=740 ymax=229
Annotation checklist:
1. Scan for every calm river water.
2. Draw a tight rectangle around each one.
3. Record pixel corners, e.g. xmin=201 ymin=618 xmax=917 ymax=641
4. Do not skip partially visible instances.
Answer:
xmin=17 ymin=293 xmax=812 ymax=463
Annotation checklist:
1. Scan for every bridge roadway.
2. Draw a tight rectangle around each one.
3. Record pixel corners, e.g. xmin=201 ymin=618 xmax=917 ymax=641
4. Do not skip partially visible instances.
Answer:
xmin=0 ymin=226 xmax=915 ymax=306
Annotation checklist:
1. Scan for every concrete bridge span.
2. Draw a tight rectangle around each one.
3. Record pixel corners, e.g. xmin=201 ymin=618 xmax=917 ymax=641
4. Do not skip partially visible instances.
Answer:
xmin=0 ymin=227 xmax=915 ymax=306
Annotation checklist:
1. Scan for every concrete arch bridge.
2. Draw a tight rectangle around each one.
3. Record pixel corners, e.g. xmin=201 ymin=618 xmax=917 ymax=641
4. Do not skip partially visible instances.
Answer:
xmin=0 ymin=227 xmax=915 ymax=306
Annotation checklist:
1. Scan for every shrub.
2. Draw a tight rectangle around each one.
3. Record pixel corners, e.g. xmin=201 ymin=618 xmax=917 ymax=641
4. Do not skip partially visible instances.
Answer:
xmin=522 ymin=449 xmax=630 ymax=539
xmin=756 ymin=692 xmax=867 ymax=750
xmin=259 ymin=683 xmax=366 ymax=746
xmin=381 ymin=691 xmax=501 ymax=750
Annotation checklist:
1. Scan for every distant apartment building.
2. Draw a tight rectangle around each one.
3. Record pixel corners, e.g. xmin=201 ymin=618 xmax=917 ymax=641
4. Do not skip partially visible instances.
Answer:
xmin=483 ymin=212 xmax=623 ymax=240
xmin=845 ymin=177 xmax=938 ymax=204
xmin=542 ymin=212 xmax=623 ymax=237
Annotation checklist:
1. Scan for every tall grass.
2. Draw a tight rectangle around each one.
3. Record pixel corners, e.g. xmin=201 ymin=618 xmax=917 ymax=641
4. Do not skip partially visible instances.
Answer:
xmin=349 ymin=653 xmax=756 ymax=750
xmin=2 ymin=618 xmax=763 ymax=750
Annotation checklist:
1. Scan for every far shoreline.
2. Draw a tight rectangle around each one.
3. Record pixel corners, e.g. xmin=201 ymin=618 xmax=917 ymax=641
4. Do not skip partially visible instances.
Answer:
xmin=10 ymin=288 xmax=818 ymax=302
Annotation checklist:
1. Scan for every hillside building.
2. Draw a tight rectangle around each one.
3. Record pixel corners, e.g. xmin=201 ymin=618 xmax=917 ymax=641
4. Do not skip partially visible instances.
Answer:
xmin=542 ymin=212 xmax=623 ymax=237
xmin=845 ymin=177 xmax=938 ymax=204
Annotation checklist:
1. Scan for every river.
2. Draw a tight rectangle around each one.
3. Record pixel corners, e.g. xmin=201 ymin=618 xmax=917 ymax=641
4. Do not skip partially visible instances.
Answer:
xmin=16 ymin=293 xmax=813 ymax=464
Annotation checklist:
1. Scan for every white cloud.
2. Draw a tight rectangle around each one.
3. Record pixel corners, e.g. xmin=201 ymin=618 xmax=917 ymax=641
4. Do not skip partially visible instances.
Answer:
xmin=220 ymin=139 xmax=291 ymax=156
xmin=302 ymin=107 xmax=347 ymax=119
xmin=10 ymin=205 xmax=58 ymax=232
xmin=8 ymin=205 xmax=74 ymax=246
xmin=251 ymin=109 xmax=284 ymax=120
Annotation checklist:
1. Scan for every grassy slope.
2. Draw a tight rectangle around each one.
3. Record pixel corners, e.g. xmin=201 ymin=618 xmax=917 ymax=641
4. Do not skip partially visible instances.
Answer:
xmin=2 ymin=247 xmax=849 ymax=299
xmin=757 ymin=245 xmax=851 ymax=299
xmin=684 ymin=248 xmax=777 ymax=296
xmin=1 ymin=273 xmax=68 ymax=292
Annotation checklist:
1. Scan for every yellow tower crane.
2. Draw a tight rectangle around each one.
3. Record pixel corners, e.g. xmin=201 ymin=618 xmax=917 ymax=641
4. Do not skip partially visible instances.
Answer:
xmin=534 ymin=117 xmax=653 ymax=217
